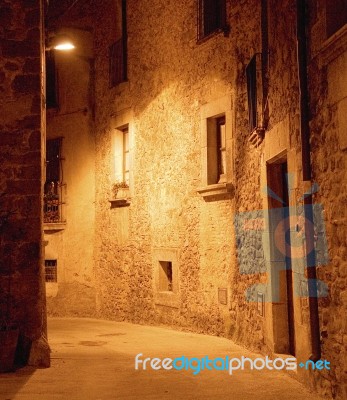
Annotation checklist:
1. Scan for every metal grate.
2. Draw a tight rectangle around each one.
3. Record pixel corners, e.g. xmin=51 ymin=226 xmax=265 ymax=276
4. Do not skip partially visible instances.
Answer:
xmin=45 ymin=259 xmax=57 ymax=282
xmin=44 ymin=138 xmax=64 ymax=223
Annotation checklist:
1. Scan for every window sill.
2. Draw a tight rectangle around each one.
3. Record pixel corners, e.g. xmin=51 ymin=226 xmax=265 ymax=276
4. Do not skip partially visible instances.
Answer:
xmin=44 ymin=222 xmax=66 ymax=232
xmin=109 ymin=80 xmax=130 ymax=93
xmin=197 ymin=182 xmax=234 ymax=200
xmin=196 ymin=25 xmax=230 ymax=45
xmin=318 ymin=24 xmax=347 ymax=66
xmin=109 ymin=198 xmax=131 ymax=208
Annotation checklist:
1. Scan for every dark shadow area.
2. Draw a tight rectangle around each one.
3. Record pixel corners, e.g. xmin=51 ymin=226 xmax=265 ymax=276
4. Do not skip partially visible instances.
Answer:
xmin=0 ymin=367 xmax=36 ymax=399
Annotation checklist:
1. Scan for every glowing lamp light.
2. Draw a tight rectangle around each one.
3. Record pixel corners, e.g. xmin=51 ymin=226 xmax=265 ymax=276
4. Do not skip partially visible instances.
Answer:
xmin=54 ymin=42 xmax=75 ymax=51
xmin=48 ymin=34 xmax=75 ymax=51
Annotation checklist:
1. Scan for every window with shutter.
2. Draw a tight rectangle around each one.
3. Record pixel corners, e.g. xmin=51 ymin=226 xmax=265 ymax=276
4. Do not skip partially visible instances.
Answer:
xmin=197 ymin=0 xmax=228 ymax=41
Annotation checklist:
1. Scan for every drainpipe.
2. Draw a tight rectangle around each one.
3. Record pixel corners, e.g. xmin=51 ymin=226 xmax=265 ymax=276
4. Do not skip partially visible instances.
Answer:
xmin=296 ymin=0 xmax=321 ymax=361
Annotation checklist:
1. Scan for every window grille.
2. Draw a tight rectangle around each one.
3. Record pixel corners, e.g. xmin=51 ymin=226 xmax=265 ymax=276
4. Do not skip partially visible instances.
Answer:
xmin=45 ymin=259 xmax=57 ymax=282
xmin=44 ymin=137 xmax=64 ymax=223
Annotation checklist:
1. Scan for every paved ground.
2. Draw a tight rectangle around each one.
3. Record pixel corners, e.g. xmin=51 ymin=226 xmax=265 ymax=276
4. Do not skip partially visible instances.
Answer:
xmin=0 ymin=318 xmax=322 ymax=400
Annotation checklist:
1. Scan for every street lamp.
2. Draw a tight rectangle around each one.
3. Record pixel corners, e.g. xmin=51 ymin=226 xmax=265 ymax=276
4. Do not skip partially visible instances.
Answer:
xmin=47 ymin=34 xmax=75 ymax=51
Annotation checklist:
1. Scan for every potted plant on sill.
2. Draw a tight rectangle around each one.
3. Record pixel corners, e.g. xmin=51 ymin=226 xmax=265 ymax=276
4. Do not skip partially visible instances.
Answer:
xmin=0 ymin=195 xmax=19 ymax=372
xmin=112 ymin=181 xmax=129 ymax=198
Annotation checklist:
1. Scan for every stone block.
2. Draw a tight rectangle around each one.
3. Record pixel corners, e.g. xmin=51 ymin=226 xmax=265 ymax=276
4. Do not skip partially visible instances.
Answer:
xmin=12 ymin=74 xmax=40 ymax=94
xmin=23 ymin=58 xmax=40 ymax=74
xmin=20 ymin=115 xmax=41 ymax=129
xmin=6 ymin=179 xmax=41 ymax=195
xmin=28 ymin=337 xmax=51 ymax=368
xmin=28 ymin=130 xmax=41 ymax=149
xmin=2 ymin=40 xmax=38 ymax=58
xmin=25 ymin=9 xmax=40 ymax=28
xmin=26 ymin=28 xmax=40 ymax=42
xmin=0 ymin=6 xmax=13 ymax=29
xmin=15 ymin=165 xmax=41 ymax=180
xmin=5 ymin=62 xmax=19 ymax=71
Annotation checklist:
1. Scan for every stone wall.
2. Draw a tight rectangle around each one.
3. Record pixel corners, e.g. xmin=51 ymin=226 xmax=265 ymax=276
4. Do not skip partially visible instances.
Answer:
xmin=92 ymin=0 xmax=346 ymax=397
xmin=232 ymin=1 xmax=346 ymax=397
xmin=228 ymin=0 xmax=267 ymax=352
xmin=0 ymin=0 xmax=49 ymax=367
xmin=44 ymin=27 xmax=96 ymax=318
xmin=307 ymin=1 xmax=347 ymax=397
xmin=93 ymin=0 xmax=236 ymax=334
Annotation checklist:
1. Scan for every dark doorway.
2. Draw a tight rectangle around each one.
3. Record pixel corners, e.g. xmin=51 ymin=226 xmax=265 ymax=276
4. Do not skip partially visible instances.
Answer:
xmin=267 ymin=159 xmax=295 ymax=356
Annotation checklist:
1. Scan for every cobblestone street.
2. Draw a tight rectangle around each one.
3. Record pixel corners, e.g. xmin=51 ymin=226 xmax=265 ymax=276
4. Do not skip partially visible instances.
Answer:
xmin=0 ymin=318 xmax=323 ymax=400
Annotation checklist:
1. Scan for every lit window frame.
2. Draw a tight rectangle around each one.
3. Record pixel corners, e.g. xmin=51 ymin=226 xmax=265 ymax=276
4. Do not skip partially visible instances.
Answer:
xmin=111 ymin=109 xmax=134 ymax=198
xmin=197 ymin=96 xmax=234 ymax=199
xmin=122 ymin=127 xmax=129 ymax=186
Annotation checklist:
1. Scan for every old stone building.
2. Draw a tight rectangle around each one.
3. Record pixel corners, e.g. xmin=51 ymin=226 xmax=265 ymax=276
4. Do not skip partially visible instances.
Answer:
xmin=0 ymin=0 xmax=49 ymax=368
xmin=43 ymin=3 xmax=96 ymax=317
xmin=0 ymin=0 xmax=346 ymax=398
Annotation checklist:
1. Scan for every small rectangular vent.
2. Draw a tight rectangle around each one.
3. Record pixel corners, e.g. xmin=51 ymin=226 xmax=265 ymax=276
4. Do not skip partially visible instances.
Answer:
xmin=159 ymin=261 xmax=173 ymax=292
xmin=218 ymin=288 xmax=228 ymax=305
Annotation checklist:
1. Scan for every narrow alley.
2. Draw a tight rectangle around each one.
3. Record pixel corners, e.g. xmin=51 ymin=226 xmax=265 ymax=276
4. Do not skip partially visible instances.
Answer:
xmin=0 ymin=318 xmax=322 ymax=400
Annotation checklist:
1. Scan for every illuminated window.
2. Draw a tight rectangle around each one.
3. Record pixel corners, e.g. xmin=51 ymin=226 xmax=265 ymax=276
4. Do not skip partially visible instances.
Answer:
xmin=198 ymin=96 xmax=234 ymax=199
xmin=113 ymin=125 xmax=130 ymax=186
xmin=197 ymin=0 xmax=228 ymax=40
xmin=123 ymin=127 xmax=129 ymax=185
xmin=207 ymin=115 xmax=226 ymax=184
xmin=217 ymin=116 xmax=226 ymax=179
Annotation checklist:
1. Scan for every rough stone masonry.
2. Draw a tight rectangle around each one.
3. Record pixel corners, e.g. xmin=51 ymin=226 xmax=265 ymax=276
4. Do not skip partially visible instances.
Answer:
xmin=0 ymin=0 xmax=49 ymax=367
